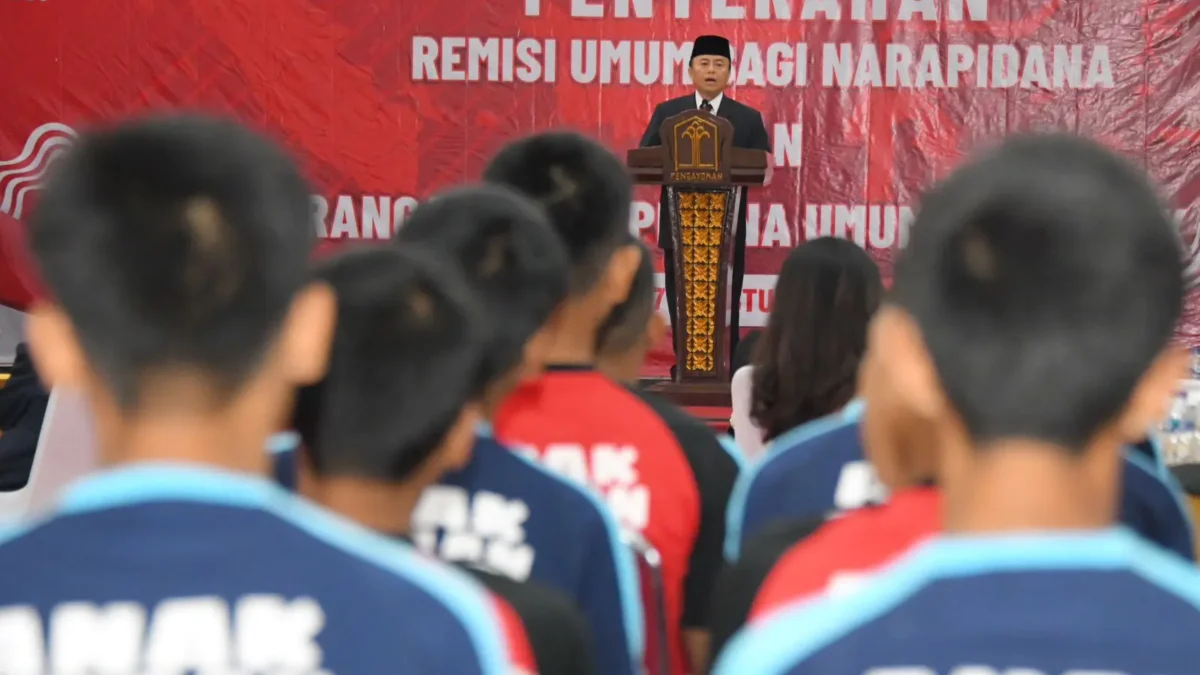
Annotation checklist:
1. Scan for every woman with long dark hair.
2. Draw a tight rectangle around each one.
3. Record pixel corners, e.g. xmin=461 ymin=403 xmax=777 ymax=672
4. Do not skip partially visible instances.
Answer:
xmin=730 ymin=237 xmax=882 ymax=458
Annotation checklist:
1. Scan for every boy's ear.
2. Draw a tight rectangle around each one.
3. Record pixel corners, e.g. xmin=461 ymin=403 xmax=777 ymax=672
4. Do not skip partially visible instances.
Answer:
xmin=277 ymin=282 xmax=337 ymax=386
xmin=25 ymin=302 xmax=88 ymax=391
xmin=1115 ymin=345 xmax=1188 ymax=444
xmin=600 ymin=244 xmax=642 ymax=308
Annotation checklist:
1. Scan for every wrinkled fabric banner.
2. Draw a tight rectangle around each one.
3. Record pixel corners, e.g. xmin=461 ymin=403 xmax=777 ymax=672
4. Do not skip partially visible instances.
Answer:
xmin=2 ymin=0 xmax=1199 ymax=373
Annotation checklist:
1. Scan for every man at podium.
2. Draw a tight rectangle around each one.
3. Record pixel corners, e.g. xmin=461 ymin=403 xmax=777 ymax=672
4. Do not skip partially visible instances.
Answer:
xmin=638 ymin=35 xmax=771 ymax=365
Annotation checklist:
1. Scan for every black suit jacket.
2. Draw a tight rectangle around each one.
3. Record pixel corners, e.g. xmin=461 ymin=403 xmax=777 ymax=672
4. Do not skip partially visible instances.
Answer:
xmin=638 ymin=94 xmax=770 ymax=250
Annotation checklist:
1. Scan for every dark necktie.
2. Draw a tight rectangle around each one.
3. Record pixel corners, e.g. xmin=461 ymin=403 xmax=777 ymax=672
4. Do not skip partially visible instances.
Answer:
xmin=700 ymin=99 xmax=713 ymax=112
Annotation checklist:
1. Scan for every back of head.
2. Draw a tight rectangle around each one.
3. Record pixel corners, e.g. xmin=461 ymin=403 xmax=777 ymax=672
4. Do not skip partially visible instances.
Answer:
xmin=890 ymin=133 xmax=1183 ymax=451
xmin=752 ymin=237 xmax=882 ymax=441
xmin=395 ymin=184 xmax=569 ymax=380
xmin=482 ymin=131 xmax=632 ymax=295
xmin=596 ymin=238 xmax=655 ymax=357
xmin=29 ymin=114 xmax=315 ymax=408
xmin=294 ymin=246 xmax=490 ymax=482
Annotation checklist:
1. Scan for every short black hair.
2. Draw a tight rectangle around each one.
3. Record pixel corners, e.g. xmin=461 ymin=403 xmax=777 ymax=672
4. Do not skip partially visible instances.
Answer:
xmin=482 ymin=131 xmax=632 ymax=295
xmin=892 ymin=133 xmax=1183 ymax=451
xmin=396 ymin=184 xmax=569 ymax=381
xmin=752 ymin=237 xmax=882 ymax=441
xmin=293 ymin=246 xmax=491 ymax=482
xmin=29 ymin=114 xmax=315 ymax=408
xmin=596 ymin=238 xmax=655 ymax=355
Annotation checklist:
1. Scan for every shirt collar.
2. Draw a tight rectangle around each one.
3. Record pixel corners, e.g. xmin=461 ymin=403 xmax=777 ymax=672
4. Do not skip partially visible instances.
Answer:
xmin=56 ymin=462 xmax=287 ymax=515
xmin=842 ymin=397 xmax=866 ymax=420
xmin=696 ymin=91 xmax=724 ymax=113
xmin=476 ymin=420 xmax=494 ymax=439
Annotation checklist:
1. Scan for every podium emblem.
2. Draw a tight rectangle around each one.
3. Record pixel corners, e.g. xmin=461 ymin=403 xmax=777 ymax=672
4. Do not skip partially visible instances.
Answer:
xmin=674 ymin=117 xmax=720 ymax=170
xmin=670 ymin=116 xmax=723 ymax=182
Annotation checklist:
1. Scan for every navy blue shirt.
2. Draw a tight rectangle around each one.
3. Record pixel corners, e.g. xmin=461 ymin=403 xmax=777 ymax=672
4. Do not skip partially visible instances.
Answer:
xmin=714 ymin=528 xmax=1200 ymax=675
xmin=410 ymin=425 xmax=643 ymax=675
xmin=0 ymin=464 xmax=512 ymax=674
xmin=726 ymin=403 xmax=1195 ymax=561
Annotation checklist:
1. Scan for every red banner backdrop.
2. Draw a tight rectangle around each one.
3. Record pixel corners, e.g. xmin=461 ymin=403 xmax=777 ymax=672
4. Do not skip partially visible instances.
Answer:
xmin=2 ymin=0 xmax=1200 ymax=372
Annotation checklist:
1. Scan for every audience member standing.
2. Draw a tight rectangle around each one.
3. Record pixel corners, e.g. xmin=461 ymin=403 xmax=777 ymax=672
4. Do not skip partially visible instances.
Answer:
xmin=716 ymin=134 xmax=1200 ymax=675
xmin=486 ymin=131 xmax=740 ymax=674
xmin=289 ymin=246 xmax=589 ymax=675
xmin=396 ymin=184 xmax=637 ymax=675
xmin=0 ymin=115 xmax=514 ymax=674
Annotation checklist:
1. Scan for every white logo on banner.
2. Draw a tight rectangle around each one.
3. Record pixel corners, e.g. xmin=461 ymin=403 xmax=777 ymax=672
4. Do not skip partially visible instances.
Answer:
xmin=412 ymin=486 xmax=536 ymax=581
xmin=0 ymin=123 xmax=76 ymax=219
xmin=0 ymin=596 xmax=327 ymax=674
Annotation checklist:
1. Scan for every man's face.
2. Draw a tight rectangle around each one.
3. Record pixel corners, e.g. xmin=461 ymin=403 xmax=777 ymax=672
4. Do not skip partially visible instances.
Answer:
xmin=689 ymin=56 xmax=731 ymax=99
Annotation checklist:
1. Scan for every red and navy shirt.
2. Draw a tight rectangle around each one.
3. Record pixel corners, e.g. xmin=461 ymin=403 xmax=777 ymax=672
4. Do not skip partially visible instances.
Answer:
xmin=715 ymin=529 xmax=1200 ymax=675
xmin=726 ymin=403 xmax=1195 ymax=561
xmin=706 ymin=489 xmax=938 ymax=662
xmin=411 ymin=424 xmax=642 ymax=675
xmin=495 ymin=366 xmax=742 ymax=675
xmin=0 ymin=463 xmax=521 ymax=674
xmin=751 ymin=487 xmax=939 ymax=618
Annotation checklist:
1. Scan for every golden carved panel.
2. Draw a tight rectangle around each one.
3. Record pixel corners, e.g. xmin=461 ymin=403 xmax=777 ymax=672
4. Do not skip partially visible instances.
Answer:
xmin=676 ymin=190 xmax=729 ymax=373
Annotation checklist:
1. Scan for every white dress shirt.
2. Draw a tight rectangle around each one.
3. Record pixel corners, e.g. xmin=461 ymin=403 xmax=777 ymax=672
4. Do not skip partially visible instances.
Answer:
xmin=695 ymin=91 xmax=724 ymax=114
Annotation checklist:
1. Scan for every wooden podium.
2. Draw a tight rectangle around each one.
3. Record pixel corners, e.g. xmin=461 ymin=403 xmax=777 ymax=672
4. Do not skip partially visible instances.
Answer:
xmin=627 ymin=110 xmax=767 ymax=408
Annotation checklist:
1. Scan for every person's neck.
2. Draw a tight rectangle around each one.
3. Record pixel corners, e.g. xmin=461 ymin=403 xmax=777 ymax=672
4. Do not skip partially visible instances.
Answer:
xmin=94 ymin=406 xmax=275 ymax=476
xmin=942 ymin=440 xmax=1114 ymax=535
xmin=308 ymin=476 xmax=424 ymax=535
xmin=481 ymin=399 xmax=500 ymax=420
xmin=596 ymin=351 xmax=642 ymax=385
xmin=543 ymin=301 xmax=603 ymax=366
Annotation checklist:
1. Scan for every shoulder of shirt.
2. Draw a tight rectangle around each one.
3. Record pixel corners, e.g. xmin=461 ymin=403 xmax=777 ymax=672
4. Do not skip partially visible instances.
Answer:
xmin=731 ymin=365 xmax=753 ymax=387
xmin=744 ymin=403 xmax=863 ymax=484
xmin=492 ymin=438 xmax=615 ymax=523
xmin=1123 ymin=442 xmax=1194 ymax=545
xmin=714 ymin=529 xmax=1200 ymax=674
xmin=499 ymin=429 xmax=646 ymax=660
xmin=724 ymin=404 xmax=863 ymax=560
xmin=767 ymin=502 xmax=900 ymax=575
xmin=1 ymin=491 xmax=511 ymax=674
xmin=740 ymin=515 xmax=828 ymax=574
xmin=1124 ymin=439 xmax=1181 ymax=492
xmin=492 ymin=434 xmax=637 ymax=555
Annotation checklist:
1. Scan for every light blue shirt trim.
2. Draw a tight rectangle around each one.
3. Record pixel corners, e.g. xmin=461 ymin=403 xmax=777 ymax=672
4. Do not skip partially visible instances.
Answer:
xmin=1142 ymin=435 xmax=1169 ymax=479
xmin=1124 ymin=445 xmax=1196 ymax=556
xmin=506 ymin=448 xmax=646 ymax=666
xmin=713 ymin=527 xmax=1200 ymax=675
xmin=723 ymin=402 xmax=864 ymax=561
xmin=717 ymin=435 xmax=749 ymax=472
xmin=19 ymin=463 xmax=511 ymax=675
xmin=265 ymin=431 xmax=300 ymax=455
xmin=476 ymin=420 xmax=495 ymax=438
